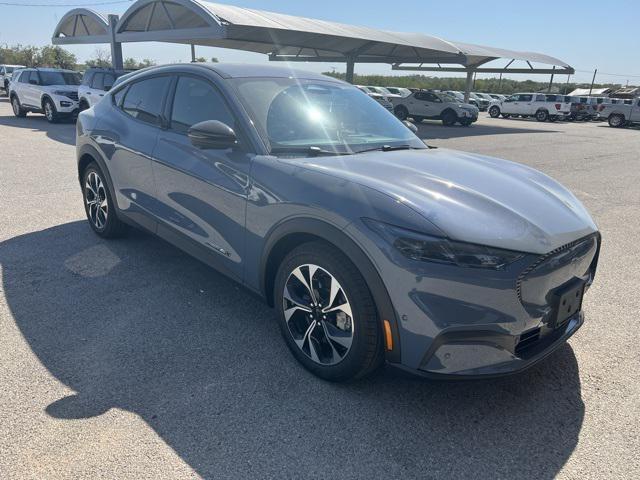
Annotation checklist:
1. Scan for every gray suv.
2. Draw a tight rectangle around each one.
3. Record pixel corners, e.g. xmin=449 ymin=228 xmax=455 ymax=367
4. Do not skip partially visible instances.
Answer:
xmin=76 ymin=63 xmax=600 ymax=381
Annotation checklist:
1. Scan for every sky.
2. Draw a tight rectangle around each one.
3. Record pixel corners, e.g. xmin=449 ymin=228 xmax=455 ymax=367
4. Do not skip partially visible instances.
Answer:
xmin=1 ymin=0 xmax=639 ymax=85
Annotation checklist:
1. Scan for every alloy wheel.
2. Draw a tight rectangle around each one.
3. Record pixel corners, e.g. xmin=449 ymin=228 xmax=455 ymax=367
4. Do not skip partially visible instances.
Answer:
xmin=85 ymin=171 xmax=108 ymax=229
xmin=44 ymin=101 xmax=53 ymax=121
xmin=12 ymin=98 xmax=19 ymax=115
xmin=283 ymin=264 xmax=354 ymax=365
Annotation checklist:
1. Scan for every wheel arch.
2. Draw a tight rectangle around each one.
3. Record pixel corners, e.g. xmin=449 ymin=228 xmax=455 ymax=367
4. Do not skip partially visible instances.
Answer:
xmin=77 ymin=144 xmax=117 ymax=208
xmin=260 ymin=217 xmax=401 ymax=362
xmin=41 ymin=94 xmax=54 ymax=110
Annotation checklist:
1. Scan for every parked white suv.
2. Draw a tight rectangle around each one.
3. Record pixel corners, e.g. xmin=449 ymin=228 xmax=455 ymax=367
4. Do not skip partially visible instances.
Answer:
xmin=391 ymin=90 xmax=479 ymax=126
xmin=9 ymin=68 xmax=81 ymax=122
xmin=1 ymin=64 xmax=25 ymax=96
xmin=78 ymin=68 xmax=130 ymax=111
xmin=488 ymin=93 xmax=570 ymax=122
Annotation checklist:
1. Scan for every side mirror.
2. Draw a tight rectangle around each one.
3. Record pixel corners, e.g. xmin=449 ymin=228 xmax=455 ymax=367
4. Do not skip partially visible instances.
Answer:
xmin=188 ymin=120 xmax=237 ymax=150
xmin=403 ymin=120 xmax=418 ymax=134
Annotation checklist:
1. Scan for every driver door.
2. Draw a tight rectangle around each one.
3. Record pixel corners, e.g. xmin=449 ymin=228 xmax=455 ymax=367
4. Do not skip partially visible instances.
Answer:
xmin=151 ymin=74 xmax=251 ymax=281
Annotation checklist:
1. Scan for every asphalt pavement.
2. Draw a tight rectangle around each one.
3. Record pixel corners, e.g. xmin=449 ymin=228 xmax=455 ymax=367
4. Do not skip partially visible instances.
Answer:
xmin=1 ymin=98 xmax=638 ymax=479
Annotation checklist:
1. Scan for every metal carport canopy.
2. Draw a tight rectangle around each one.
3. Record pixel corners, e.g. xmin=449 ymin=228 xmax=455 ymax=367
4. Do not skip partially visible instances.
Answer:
xmin=52 ymin=0 xmax=574 ymax=94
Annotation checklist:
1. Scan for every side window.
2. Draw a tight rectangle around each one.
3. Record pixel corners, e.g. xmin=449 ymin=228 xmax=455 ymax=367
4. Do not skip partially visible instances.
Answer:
xmin=414 ymin=92 xmax=427 ymax=101
xmin=82 ymin=72 xmax=94 ymax=86
xmin=121 ymin=76 xmax=171 ymax=125
xmin=112 ymin=86 xmax=128 ymax=107
xmin=423 ymin=92 xmax=440 ymax=102
xmin=535 ymin=95 xmax=546 ymax=102
xmin=169 ymin=76 xmax=236 ymax=134
xmin=519 ymin=94 xmax=533 ymax=102
xmin=103 ymin=74 xmax=115 ymax=91
xmin=91 ymin=73 xmax=104 ymax=90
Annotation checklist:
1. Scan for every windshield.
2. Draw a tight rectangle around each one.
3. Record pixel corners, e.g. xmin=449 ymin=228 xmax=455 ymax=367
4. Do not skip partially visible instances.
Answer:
xmin=38 ymin=71 xmax=81 ymax=86
xmin=439 ymin=92 xmax=459 ymax=103
xmin=232 ymin=78 xmax=426 ymax=156
xmin=5 ymin=67 xmax=15 ymax=73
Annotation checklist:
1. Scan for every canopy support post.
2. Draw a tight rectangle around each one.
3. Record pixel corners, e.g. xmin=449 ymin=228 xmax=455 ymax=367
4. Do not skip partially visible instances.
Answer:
xmin=191 ymin=44 xmax=196 ymax=62
xmin=464 ymin=69 xmax=473 ymax=103
xmin=547 ymin=66 xmax=555 ymax=92
xmin=589 ymin=69 xmax=597 ymax=95
xmin=108 ymin=14 xmax=123 ymax=70
xmin=345 ymin=56 xmax=355 ymax=84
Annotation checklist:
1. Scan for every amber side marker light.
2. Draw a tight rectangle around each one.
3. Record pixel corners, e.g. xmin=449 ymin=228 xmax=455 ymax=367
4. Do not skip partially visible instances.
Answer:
xmin=383 ymin=320 xmax=393 ymax=351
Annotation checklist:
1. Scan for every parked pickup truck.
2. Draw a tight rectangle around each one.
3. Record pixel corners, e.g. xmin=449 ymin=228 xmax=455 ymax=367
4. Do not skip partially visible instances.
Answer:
xmin=488 ymin=93 xmax=570 ymax=122
xmin=391 ymin=90 xmax=479 ymax=126
xmin=598 ymin=98 xmax=640 ymax=127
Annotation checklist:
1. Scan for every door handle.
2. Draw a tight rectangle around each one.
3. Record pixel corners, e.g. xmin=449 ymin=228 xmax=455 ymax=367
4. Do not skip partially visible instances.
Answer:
xmin=86 ymin=92 xmax=91 ymax=95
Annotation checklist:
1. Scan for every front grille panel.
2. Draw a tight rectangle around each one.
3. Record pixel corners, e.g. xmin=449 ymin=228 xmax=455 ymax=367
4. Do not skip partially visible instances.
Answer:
xmin=66 ymin=92 xmax=78 ymax=101
xmin=516 ymin=233 xmax=599 ymax=302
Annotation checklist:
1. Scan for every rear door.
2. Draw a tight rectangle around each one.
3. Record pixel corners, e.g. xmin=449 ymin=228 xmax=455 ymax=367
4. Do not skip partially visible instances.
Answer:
xmin=87 ymin=73 xmax=104 ymax=107
xmin=151 ymin=74 xmax=251 ymax=281
xmin=95 ymin=75 xmax=172 ymax=231
xmin=23 ymin=71 xmax=40 ymax=107
xmin=518 ymin=94 xmax=534 ymax=115
xmin=632 ymin=99 xmax=640 ymax=122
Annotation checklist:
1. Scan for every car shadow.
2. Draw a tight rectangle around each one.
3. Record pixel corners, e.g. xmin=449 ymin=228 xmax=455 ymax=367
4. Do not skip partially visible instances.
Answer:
xmin=0 ymin=100 xmax=75 ymax=146
xmin=414 ymin=118 xmax=559 ymax=140
xmin=0 ymin=221 xmax=584 ymax=479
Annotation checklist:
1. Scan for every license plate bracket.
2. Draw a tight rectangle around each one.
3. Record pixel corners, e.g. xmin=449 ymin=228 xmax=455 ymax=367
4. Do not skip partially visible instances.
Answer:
xmin=551 ymin=279 xmax=585 ymax=328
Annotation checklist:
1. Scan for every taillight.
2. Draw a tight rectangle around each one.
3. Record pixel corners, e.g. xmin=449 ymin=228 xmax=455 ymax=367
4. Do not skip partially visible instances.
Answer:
xmin=555 ymin=103 xmax=561 ymax=110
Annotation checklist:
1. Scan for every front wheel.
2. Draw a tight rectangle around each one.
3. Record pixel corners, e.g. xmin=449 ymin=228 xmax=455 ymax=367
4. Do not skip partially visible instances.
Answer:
xmin=43 ymin=99 xmax=58 ymax=123
xmin=459 ymin=118 xmax=473 ymax=126
xmin=394 ymin=105 xmax=409 ymax=121
xmin=489 ymin=105 xmax=500 ymax=118
xmin=441 ymin=110 xmax=457 ymax=126
xmin=79 ymin=99 xmax=90 ymax=112
xmin=82 ymin=162 xmax=127 ymax=238
xmin=274 ymin=241 xmax=383 ymax=381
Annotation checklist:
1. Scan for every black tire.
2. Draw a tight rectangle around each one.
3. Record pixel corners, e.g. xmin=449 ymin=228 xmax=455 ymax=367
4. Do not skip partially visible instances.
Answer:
xmin=274 ymin=241 xmax=384 ymax=381
xmin=10 ymin=95 xmax=26 ymax=117
xmin=548 ymin=115 xmax=558 ymax=123
xmin=489 ymin=105 xmax=500 ymax=118
xmin=441 ymin=109 xmax=457 ymax=126
xmin=608 ymin=114 xmax=626 ymax=128
xmin=501 ymin=113 xmax=511 ymax=119
xmin=82 ymin=162 xmax=127 ymax=238
xmin=459 ymin=118 xmax=473 ymax=126
xmin=394 ymin=105 xmax=409 ymax=121
xmin=535 ymin=109 xmax=549 ymax=122
xmin=79 ymin=99 xmax=90 ymax=112
xmin=43 ymin=98 xmax=58 ymax=123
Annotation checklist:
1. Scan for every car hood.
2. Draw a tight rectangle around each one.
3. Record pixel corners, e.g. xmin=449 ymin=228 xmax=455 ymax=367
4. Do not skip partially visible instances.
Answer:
xmin=302 ymin=148 xmax=597 ymax=254
xmin=44 ymin=85 xmax=79 ymax=92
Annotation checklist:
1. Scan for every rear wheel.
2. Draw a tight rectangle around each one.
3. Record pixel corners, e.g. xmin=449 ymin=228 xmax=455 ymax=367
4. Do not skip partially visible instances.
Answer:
xmin=489 ymin=105 xmax=500 ymax=118
xmin=535 ymin=109 xmax=549 ymax=122
xmin=274 ymin=241 xmax=383 ymax=381
xmin=394 ymin=105 xmax=409 ymax=121
xmin=43 ymin=98 xmax=58 ymax=123
xmin=608 ymin=114 xmax=626 ymax=128
xmin=82 ymin=162 xmax=127 ymax=238
xmin=11 ymin=96 xmax=26 ymax=117
xmin=441 ymin=110 xmax=457 ymax=126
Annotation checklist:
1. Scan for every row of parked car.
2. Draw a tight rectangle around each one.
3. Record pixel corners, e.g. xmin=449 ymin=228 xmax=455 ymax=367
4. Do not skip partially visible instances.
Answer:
xmin=2 ymin=65 xmax=639 ymax=129
xmin=1 ymin=65 xmax=130 ymax=123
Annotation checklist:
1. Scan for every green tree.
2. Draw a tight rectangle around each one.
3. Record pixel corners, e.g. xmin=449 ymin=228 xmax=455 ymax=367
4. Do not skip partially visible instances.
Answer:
xmin=37 ymin=45 xmax=76 ymax=69
xmin=123 ymin=57 xmax=156 ymax=69
xmin=85 ymin=48 xmax=111 ymax=68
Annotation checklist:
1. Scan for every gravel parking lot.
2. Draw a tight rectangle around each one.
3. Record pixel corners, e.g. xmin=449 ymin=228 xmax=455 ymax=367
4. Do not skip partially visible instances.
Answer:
xmin=1 ymin=97 xmax=639 ymax=479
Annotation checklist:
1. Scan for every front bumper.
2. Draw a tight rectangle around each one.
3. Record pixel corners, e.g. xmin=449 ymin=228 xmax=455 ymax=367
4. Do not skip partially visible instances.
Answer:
xmin=348 ymin=221 xmax=600 ymax=378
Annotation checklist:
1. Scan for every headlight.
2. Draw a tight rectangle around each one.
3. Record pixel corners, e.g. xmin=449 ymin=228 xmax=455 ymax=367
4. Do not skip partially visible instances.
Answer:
xmin=363 ymin=219 xmax=524 ymax=269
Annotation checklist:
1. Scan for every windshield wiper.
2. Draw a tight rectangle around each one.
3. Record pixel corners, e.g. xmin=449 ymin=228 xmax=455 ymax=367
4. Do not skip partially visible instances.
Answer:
xmin=269 ymin=146 xmax=350 ymax=157
xmin=354 ymin=144 xmax=421 ymax=154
